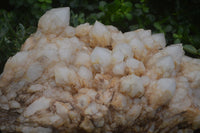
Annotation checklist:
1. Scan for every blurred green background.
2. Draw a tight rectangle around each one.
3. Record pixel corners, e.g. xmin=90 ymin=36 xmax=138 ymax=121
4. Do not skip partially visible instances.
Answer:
xmin=0 ymin=0 xmax=200 ymax=73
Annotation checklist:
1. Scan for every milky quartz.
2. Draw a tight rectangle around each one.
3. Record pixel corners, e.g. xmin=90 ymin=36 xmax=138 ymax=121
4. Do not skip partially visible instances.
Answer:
xmin=0 ymin=7 xmax=200 ymax=133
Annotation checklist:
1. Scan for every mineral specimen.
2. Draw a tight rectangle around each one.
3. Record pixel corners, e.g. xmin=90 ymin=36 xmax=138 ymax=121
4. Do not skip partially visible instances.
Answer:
xmin=0 ymin=7 xmax=200 ymax=133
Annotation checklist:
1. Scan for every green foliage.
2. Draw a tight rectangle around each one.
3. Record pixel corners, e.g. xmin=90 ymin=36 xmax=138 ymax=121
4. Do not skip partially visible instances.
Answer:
xmin=0 ymin=0 xmax=200 ymax=73
xmin=0 ymin=10 xmax=36 ymax=72
xmin=99 ymin=0 xmax=133 ymax=23
xmin=9 ymin=0 xmax=52 ymax=20
xmin=183 ymin=45 xmax=200 ymax=58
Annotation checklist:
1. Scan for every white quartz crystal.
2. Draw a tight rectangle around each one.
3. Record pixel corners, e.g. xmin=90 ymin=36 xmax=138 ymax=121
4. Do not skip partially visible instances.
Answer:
xmin=120 ymin=74 xmax=144 ymax=98
xmin=24 ymin=97 xmax=51 ymax=117
xmin=0 ymin=7 xmax=200 ymax=133
xmin=152 ymin=33 xmax=166 ymax=48
xmin=91 ymin=47 xmax=112 ymax=71
xmin=38 ymin=7 xmax=70 ymax=34
xmin=89 ymin=21 xmax=111 ymax=47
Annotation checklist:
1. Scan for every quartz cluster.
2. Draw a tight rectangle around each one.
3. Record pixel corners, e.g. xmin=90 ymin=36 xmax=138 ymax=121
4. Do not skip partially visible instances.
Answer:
xmin=0 ymin=7 xmax=200 ymax=133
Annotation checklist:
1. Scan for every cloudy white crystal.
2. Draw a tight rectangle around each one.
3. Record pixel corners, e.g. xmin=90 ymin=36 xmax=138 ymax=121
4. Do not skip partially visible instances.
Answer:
xmin=24 ymin=97 xmax=51 ymax=117
xmin=152 ymin=33 xmax=166 ymax=48
xmin=89 ymin=21 xmax=111 ymax=47
xmin=38 ymin=7 xmax=70 ymax=34
xmin=120 ymin=74 xmax=144 ymax=98
xmin=0 ymin=7 xmax=200 ymax=133
xmin=91 ymin=47 xmax=112 ymax=70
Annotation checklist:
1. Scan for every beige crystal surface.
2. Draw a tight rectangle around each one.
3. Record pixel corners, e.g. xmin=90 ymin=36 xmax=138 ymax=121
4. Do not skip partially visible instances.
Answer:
xmin=0 ymin=7 xmax=200 ymax=133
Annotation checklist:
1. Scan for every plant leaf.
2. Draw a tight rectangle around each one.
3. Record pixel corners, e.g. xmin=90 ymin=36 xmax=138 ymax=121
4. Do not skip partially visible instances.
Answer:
xmin=183 ymin=45 xmax=197 ymax=54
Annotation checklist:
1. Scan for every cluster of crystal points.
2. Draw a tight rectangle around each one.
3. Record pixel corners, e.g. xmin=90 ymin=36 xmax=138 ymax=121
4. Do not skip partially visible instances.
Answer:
xmin=0 ymin=7 xmax=200 ymax=133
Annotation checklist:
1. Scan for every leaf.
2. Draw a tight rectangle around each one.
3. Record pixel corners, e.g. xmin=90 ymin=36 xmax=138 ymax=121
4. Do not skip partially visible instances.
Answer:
xmin=135 ymin=3 xmax=141 ymax=8
xmin=164 ymin=25 xmax=173 ymax=32
xmin=173 ymin=33 xmax=181 ymax=39
xmin=125 ymin=13 xmax=132 ymax=20
xmin=123 ymin=2 xmax=132 ymax=8
xmin=178 ymin=26 xmax=184 ymax=34
xmin=143 ymin=7 xmax=149 ymax=13
xmin=174 ymin=39 xmax=181 ymax=44
xmin=183 ymin=45 xmax=197 ymax=54
xmin=99 ymin=1 xmax=107 ymax=11
xmin=153 ymin=22 xmax=163 ymax=32
xmin=134 ymin=9 xmax=143 ymax=16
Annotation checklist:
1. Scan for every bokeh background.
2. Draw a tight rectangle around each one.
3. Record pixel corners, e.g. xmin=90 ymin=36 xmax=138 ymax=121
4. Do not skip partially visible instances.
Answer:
xmin=0 ymin=0 xmax=200 ymax=73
